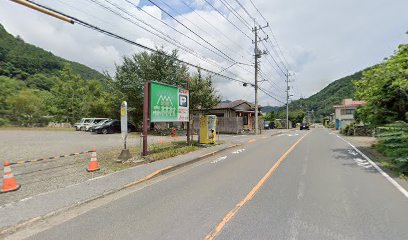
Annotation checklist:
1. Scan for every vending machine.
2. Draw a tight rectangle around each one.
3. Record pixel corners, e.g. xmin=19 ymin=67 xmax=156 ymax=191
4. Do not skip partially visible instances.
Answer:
xmin=199 ymin=115 xmax=217 ymax=144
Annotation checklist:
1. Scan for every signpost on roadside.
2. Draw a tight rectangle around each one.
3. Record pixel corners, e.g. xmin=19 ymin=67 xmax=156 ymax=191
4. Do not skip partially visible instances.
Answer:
xmin=142 ymin=81 xmax=189 ymax=156
xmin=118 ymin=101 xmax=132 ymax=161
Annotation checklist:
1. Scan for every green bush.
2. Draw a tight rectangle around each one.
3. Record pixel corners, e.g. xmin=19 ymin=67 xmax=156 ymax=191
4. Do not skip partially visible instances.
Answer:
xmin=376 ymin=121 xmax=408 ymax=174
xmin=341 ymin=123 xmax=355 ymax=136
xmin=0 ymin=118 xmax=9 ymax=126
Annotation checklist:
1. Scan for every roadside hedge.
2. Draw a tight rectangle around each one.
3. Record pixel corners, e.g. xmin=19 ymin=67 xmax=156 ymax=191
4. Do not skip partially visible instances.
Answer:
xmin=375 ymin=121 xmax=408 ymax=174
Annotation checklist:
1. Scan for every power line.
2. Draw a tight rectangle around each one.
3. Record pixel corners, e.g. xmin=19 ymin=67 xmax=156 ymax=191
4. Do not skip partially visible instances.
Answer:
xmin=93 ymin=0 xmax=231 ymax=72
xmin=180 ymin=0 xmax=249 ymax=55
xmin=218 ymin=0 xmax=252 ymax=30
xmin=22 ymin=0 xmax=253 ymax=85
xmin=248 ymin=0 xmax=290 ymax=71
xmin=126 ymin=0 xmax=254 ymax=81
xmin=147 ymin=0 xmax=241 ymax=65
xmin=202 ymin=0 xmax=252 ymax=40
xmin=233 ymin=0 xmax=255 ymax=21
xmin=121 ymin=0 xmax=244 ymax=69
xmin=18 ymin=0 xmax=287 ymax=105
xmin=258 ymin=86 xmax=285 ymax=104
xmin=150 ymin=0 xmax=244 ymax=64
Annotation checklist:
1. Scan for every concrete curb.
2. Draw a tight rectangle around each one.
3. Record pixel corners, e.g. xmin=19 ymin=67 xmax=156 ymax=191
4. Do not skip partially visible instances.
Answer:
xmin=0 ymin=143 xmax=240 ymax=237
xmin=270 ymin=131 xmax=284 ymax=137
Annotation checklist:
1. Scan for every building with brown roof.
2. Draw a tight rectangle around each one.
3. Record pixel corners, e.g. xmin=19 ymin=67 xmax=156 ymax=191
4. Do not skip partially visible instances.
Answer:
xmin=191 ymin=99 xmax=262 ymax=134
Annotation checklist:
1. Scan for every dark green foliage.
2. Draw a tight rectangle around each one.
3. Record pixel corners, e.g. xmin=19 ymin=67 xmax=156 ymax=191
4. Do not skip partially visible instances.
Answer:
xmin=286 ymin=71 xmax=364 ymax=118
xmin=261 ymin=106 xmax=280 ymax=113
xmin=376 ymin=121 xmax=408 ymax=174
xmin=189 ymin=69 xmax=220 ymax=112
xmin=0 ymin=24 xmax=105 ymax=81
xmin=114 ymin=49 xmax=190 ymax=125
xmin=354 ymin=44 xmax=408 ymax=126
xmin=265 ymin=110 xmax=305 ymax=126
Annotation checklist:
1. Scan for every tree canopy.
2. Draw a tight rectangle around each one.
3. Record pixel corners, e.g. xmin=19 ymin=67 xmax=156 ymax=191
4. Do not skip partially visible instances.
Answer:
xmin=354 ymin=43 xmax=408 ymax=126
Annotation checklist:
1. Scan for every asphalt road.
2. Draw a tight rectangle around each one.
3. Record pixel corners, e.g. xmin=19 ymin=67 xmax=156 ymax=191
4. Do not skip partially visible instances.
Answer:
xmin=16 ymin=128 xmax=408 ymax=240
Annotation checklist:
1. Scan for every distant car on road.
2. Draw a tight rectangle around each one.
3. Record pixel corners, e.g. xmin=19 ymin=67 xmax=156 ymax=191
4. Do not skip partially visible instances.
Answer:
xmin=93 ymin=120 xmax=136 ymax=134
xmin=300 ymin=122 xmax=309 ymax=130
xmin=263 ymin=121 xmax=275 ymax=130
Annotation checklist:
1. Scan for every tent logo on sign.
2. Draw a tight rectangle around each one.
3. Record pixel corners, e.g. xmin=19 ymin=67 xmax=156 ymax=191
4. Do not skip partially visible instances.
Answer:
xmin=153 ymin=95 xmax=176 ymax=117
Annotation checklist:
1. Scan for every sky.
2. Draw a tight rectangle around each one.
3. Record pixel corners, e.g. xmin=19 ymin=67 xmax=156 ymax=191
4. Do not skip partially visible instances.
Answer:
xmin=1 ymin=0 xmax=407 ymax=107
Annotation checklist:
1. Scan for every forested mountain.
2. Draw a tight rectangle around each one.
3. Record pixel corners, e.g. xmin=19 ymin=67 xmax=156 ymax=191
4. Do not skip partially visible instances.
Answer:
xmin=261 ymin=106 xmax=280 ymax=113
xmin=286 ymin=70 xmax=366 ymax=118
xmin=0 ymin=24 xmax=105 ymax=81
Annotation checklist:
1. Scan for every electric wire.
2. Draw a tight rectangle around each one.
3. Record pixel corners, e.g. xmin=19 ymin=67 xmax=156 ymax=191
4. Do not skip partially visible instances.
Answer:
xmin=202 ymin=0 xmax=252 ymax=40
xmin=217 ymin=0 xmax=252 ymax=30
xmin=147 ymin=0 xmax=241 ymax=64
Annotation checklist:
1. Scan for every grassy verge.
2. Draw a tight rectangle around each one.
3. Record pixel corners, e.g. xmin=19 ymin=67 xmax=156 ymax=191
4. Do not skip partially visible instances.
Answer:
xmin=96 ymin=140 xmax=219 ymax=173
xmin=359 ymin=144 xmax=408 ymax=181
xmin=97 ymin=147 xmax=142 ymax=173
xmin=149 ymin=141 xmax=201 ymax=161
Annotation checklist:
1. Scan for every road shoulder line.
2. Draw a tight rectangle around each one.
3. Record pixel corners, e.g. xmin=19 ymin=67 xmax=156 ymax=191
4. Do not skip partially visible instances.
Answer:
xmin=335 ymin=134 xmax=408 ymax=199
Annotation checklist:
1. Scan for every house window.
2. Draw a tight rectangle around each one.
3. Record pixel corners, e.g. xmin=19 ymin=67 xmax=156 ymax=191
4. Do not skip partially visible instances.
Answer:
xmin=341 ymin=109 xmax=355 ymax=115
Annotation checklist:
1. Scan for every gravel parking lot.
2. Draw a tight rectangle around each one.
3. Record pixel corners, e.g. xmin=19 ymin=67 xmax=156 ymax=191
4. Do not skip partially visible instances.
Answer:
xmin=0 ymin=129 xmax=246 ymax=163
xmin=0 ymin=130 xmax=165 ymax=162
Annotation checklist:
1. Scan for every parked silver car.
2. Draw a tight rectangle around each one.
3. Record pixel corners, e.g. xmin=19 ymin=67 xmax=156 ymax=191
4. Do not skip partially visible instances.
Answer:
xmin=74 ymin=118 xmax=109 ymax=131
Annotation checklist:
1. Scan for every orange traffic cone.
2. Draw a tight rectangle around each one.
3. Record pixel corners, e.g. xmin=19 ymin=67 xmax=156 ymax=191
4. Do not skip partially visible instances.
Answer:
xmin=1 ymin=161 xmax=20 ymax=193
xmin=87 ymin=149 xmax=100 ymax=172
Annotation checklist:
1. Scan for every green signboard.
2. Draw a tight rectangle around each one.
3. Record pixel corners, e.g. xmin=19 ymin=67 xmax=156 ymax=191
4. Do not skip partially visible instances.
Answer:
xmin=150 ymin=82 xmax=189 ymax=122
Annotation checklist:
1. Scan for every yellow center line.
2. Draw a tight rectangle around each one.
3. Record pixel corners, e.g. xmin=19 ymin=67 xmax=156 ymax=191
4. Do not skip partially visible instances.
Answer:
xmin=123 ymin=166 xmax=173 ymax=188
xmin=204 ymin=131 xmax=311 ymax=240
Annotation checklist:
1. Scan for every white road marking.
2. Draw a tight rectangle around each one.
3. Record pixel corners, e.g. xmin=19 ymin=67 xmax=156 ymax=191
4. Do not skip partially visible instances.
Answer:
xmin=354 ymin=158 xmax=365 ymax=163
xmin=335 ymin=134 xmax=408 ymax=199
xmin=211 ymin=156 xmax=227 ymax=164
xmin=348 ymin=150 xmax=358 ymax=156
xmin=297 ymin=182 xmax=305 ymax=200
xmin=232 ymin=149 xmax=246 ymax=154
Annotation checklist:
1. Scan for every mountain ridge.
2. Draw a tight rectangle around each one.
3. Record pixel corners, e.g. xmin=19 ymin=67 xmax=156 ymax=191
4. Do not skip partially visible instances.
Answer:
xmin=0 ymin=23 xmax=105 ymax=81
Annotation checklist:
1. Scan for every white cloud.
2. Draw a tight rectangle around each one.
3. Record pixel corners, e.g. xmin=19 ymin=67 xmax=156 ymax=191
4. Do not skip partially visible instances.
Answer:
xmin=1 ymin=0 xmax=407 ymax=107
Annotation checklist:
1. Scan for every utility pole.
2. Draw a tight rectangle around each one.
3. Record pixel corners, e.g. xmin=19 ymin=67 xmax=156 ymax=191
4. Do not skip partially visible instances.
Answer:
xmin=285 ymin=70 xmax=292 ymax=129
xmin=252 ymin=21 xmax=268 ymax=134
xmin=286 ymin=70 xmax=289 ymax=129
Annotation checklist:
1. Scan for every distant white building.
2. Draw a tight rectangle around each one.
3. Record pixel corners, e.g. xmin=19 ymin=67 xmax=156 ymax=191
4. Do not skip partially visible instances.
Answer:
xmin=333 ymin=99 xmax=366 ymax=130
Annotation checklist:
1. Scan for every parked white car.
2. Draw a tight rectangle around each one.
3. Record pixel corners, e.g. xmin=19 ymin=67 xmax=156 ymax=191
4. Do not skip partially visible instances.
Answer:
xmin=74 ymin=118 xmax=109 ymax=131
xmin=85 ymin=118 xmax=110 ymax=131
xmin=74 ymin=118 xmax=92 ymax=131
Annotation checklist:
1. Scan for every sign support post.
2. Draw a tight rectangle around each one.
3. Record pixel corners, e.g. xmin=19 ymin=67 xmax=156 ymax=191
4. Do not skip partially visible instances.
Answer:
xmin=186 ymin=78 xmax=191 ymax=145
xmin=118 ymin=101 xmax=132 ymax=161
xmin=142 ymin=81 xmax=149 ymax=157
